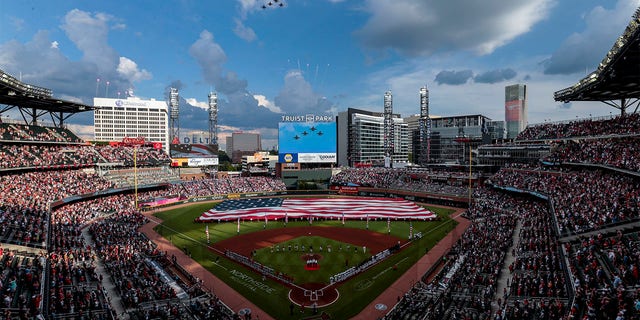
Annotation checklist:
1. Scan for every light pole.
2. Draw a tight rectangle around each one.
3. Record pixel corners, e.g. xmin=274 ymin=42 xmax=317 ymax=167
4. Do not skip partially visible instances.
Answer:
xmin=134 ymin=146 xmax=138 ymax=209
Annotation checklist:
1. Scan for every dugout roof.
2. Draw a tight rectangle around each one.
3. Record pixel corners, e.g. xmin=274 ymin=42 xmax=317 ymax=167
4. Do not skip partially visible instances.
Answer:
xmin=0 ymin=68 xmax=93 ymax=127
xmin=554 ymin=8 xmax=640 ymax=110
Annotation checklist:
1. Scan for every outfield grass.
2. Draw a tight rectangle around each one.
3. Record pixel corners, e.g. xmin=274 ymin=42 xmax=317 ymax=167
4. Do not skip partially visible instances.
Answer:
xmin=153 ymin=201 xmax=458 ymax=319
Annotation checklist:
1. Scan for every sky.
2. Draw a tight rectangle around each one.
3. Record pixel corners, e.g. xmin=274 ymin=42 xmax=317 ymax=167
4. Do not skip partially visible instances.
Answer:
xmin=1 ymin=0 xmax=639 ymax=149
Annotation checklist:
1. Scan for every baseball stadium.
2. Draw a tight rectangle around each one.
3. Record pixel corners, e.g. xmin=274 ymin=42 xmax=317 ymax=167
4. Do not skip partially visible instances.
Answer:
xmin=1 ymin=5 xmax=640 ymax=320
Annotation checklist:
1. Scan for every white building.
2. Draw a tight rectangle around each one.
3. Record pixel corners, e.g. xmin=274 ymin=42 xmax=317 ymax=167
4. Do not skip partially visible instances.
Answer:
xmin=93 ymin=97 xmax=169 ymax=153
xmin=337 ymin=108 xmax=409 ymax=167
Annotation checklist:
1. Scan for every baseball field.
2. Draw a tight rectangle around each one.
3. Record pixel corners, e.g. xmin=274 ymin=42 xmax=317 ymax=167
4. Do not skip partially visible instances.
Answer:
xmin=153 ymin=198 xmax=457 ymax=319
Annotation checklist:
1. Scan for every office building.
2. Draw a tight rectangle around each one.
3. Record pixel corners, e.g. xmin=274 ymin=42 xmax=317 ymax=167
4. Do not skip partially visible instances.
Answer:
xmin=93 ymin=96 xmax=169 ymax=153
xmin=337 ymin=108 xmax=408 ymax=167
xmin=226 ymin=132 xmax=262 ymax=163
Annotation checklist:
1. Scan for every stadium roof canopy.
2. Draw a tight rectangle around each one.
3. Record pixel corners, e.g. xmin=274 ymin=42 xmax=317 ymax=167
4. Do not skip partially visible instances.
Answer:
xmin=0 ymin=68 xmax=93 ymax=127
xmin=554 ymin=8 xmax=640 ymax=114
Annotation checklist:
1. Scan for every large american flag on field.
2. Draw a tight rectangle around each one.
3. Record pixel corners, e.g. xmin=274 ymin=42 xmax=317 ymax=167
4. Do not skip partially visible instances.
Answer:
xmin=196 ymin=197 xmax=436 ymax=222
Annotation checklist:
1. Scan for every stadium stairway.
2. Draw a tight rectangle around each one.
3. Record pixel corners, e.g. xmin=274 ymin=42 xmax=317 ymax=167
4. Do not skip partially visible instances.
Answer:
xmin=492 ymin=218 xmax=522 ymax=315
xmin=80 ymin=227 xmax=130 ymax=320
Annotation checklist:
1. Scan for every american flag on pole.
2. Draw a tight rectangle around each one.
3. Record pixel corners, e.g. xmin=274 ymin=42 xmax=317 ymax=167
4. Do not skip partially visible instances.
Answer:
xmin=197 ymin=197 xmax=436 ymax=222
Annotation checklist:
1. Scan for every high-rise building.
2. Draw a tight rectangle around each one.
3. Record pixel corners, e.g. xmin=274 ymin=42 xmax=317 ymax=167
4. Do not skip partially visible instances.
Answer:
xmin=225 ymin=132 xmax=262 ymax=163
xmin=417 ymin=85 xmax=431 ymax=165
xmin=93 ymin=96 xmax=169 ymax=152
xmin=505 ymin=84 xmax=527 ymax=139
xmin=403 ymin=114 xmax=420 ymax=160
xmin=336 ymin=108 xmax=408 ymax=167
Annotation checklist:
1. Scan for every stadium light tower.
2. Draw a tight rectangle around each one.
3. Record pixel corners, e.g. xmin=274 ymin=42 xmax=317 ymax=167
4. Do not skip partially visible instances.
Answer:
xmin=208 ymin=91 xmax=218 ymax=146
xmin=383 ymin=91 xmax=394 ymax=168
xmin=169 ymin=87 xmax=180 ymax=142
xmin=418 ymin=85 xmax=431 ymax=165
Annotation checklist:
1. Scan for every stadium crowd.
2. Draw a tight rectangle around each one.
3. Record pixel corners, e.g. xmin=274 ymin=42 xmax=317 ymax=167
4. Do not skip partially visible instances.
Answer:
xmin=516 ymin=113 xmax=640 ymax=141
xmin=489 ymin=166 xmax=640 ymax=236
xmin=331 ymin=167 xmax=477 ymax=197
xmin=0 ymin=123 xmax=83 ymax=143
xmin=2 ymin=109 xmax=640 ymax=319
xmin=0 ymin=128 xmax=287 ymax=319
xmin=544 ymin=137 xmax=640 ymax=172
xmin=565 ymin=231 xmax=640 ymax=319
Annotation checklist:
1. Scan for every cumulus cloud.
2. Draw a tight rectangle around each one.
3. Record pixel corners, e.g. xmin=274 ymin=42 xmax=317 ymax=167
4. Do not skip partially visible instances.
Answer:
xmin=354 ymin=0 xmax=553 ymax=56
xmin=474 ymin=68 xmax=517 ymax=84
xmin=117 ymin=57 xmax=152 ymax=82
xmin=254 ymin=94 xmax=282 ymax=113
xmin=189 ymin=30 xmax=228 ymax=87
xmin=61 ymin=9 xmax=119 ymax=73
xmin=434 ymin=70 xmax=474 ymax=85
xmin=188 ymin=29 xmax=335 ymax=130
xmin=0 ymin=9 xmax=151 ymax=112
xmin=544 ymin=0 xmax=638 ymax=75
xmin=233 ymin=18 xmax=257 ymax=42
xmin=185 ymin=97 xmax=209 ymax=110
xmin=274 ymin=70 xmax=334 ymax=114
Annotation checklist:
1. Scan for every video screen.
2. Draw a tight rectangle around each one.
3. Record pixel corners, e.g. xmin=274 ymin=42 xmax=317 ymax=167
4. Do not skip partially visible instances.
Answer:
xmin=278 ymin=122 xmax=336 ymax=163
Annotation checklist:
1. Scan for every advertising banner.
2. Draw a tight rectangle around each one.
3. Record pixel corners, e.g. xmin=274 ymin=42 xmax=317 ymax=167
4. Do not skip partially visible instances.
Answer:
xmin=278 ymin=153 xmax=298 ymax=163
xmin=297 ymin=153 xmax=336 ymax=163
xmin=187 ymin=157 xmax=219 ymax=167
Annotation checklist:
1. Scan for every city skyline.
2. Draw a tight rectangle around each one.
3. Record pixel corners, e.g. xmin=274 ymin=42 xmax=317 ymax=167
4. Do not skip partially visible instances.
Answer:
xmin=1 ymin=0 xmax=638 ymax=148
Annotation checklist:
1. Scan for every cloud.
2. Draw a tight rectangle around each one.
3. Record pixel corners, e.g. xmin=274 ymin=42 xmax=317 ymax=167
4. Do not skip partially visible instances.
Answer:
xmin=544 ymin=0 xmax=638 ymax=75
xmin=112 ymin=23 xmax=127 ymax=30
xmin=189 ymin=30 xmax=228 ymax=89
xmin=354 ymin=0 xmax=553 ymax=56
xmin=117 ymin=57 xmax=152 ymax=82
xmin=274 ymin=70 xmax=334 ymax=114
xmin=0 ymin=9 xmax=151 ymax=110
xmin=61 ymin=9 xmax=119 ymax=73
xmin=236 ymin=0 xmax=261 ymax=19
xmin=254 ymin=94 xmax=282 ymax=113
xmin=185 ymin=98 xmax=209 ymax=110
xmin=434 ymin=70 xmax=474 ymax=85
xmin=188 ymin=30 xmax=334 ymax=130
xmin=233 ymin=18 xmax=257 ymax=42
xmin=474 ymin=68 xmax=517 ymax=84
